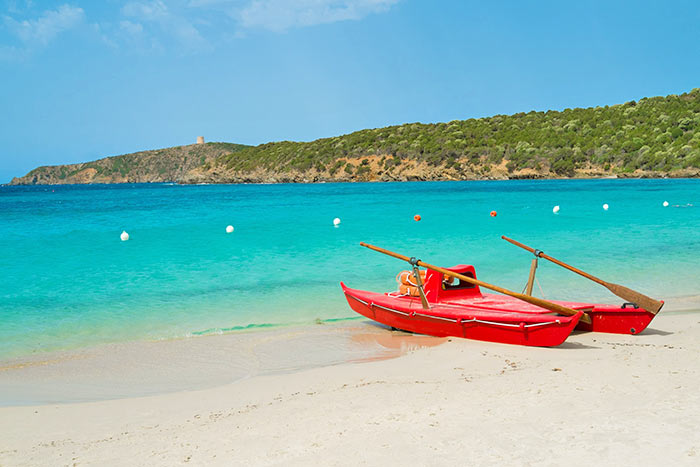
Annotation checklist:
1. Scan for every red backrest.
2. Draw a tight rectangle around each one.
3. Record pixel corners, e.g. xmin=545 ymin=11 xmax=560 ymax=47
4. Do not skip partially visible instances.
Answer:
xmin=424 ymin=265 xmax=482 ymax=303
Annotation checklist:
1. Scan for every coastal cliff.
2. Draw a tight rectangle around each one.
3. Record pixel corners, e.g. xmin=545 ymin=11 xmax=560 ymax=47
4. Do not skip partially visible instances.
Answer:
xmin=11 ymin=88 xmax=700 ymax=185
xmin=10 ymin=143 xmax=248 ymax=185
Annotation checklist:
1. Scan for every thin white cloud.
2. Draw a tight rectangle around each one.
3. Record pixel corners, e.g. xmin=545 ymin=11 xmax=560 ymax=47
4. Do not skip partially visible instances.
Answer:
xmin=91 ymin=22 xmax=119 ymax=49
xmin=186 ymin=0 xmax=237 ymax=6
xmin=119 ymin=19 xmax=145 ymax=36
xmin=1 ymin=0 xmax=399 ymax=59
xmin=108 ymin=19 xmax=164 ymax=53
xmin=238 ymin=0 xmax=400 ymax=32
xmin=172 ymin=20 xmax=207 ymax=46
xmin=4 ymin=0 xmax=34 ymax=15
xmin=119 ymin=0 xmax=209 ymax=52
xmin=121 ymin=0 xmax=169 ymax=21
xmin=3 ymin=4 xmax=85 ymax=46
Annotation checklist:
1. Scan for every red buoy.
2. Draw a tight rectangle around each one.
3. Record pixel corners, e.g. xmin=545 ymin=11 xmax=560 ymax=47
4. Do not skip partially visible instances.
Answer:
xmin=490 ymin=211 xmax=497 ymax=217
xmin=414 ymin=214 xmax=421 ymax=222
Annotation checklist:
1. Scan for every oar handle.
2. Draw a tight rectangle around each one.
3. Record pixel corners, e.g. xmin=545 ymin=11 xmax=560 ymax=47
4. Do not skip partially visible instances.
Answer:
xmin=360 ymin=242 xmax=590 ymax=324
xmin=360 ymin=242 xmax=412 ymax=263
xmin=501 ymin=236 xmax=603 ymax=285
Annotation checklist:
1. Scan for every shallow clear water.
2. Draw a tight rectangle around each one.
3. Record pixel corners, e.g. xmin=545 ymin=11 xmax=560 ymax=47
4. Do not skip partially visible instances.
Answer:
xmin=1 ymin=179 xmax=698 ymax=359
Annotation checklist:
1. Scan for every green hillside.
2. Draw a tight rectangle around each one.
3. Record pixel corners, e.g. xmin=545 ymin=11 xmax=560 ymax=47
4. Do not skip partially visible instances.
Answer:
xmin=212 ymin=88 xmax=700 ymax=178
xmin=12 ymin=88 xmax=700 ymax=185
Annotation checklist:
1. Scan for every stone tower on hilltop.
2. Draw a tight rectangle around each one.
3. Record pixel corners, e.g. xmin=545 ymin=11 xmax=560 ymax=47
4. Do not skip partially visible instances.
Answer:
xmin=196 ymin=136 xmax=205 ymax=144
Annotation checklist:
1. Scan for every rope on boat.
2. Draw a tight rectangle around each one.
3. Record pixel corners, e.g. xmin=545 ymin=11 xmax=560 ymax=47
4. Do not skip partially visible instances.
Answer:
xmin=536 ymin=277 xmax=546 ymax=299
xmin=413 ymin=312 xmax=456 ymax=322
xmin=521 ymin=276 xmax=547 ymax=299
xmin=373 ymin=303 xmax=411 ymax=316
xmin=387 ymin=291 xmax=410 ymax=298
xmin=348 ymin=295 xmax=369 ymax=305
xmin=345 ymin=293 xmax=564 ymax=329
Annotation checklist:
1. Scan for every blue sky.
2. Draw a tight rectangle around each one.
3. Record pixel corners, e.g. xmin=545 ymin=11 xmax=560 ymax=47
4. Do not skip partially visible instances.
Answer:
xmin=1 ymin=0 xmax=699 ymax=183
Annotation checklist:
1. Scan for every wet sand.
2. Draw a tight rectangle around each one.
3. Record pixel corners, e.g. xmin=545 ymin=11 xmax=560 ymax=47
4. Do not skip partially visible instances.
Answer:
xmin=0 ymin=321 xmax=443 ymax=406
xmin=1 ymin=312 xmax=699 ymax=466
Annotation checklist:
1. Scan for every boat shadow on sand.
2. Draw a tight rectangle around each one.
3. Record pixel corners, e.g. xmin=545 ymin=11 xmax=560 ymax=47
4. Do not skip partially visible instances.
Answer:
xmin=359 ymin=321 xmax=672 ymax=350
xmin=635 ymin=327 xmax=673 ymax=336
xmin=554 ymin=340 xmax=600 ymax=350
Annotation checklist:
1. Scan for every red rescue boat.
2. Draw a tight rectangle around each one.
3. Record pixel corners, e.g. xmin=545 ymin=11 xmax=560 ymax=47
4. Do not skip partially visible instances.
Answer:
xmin=341 ymin=265 xmax=584 ymax=347
xmin=341 ymin=241 xmax=662 ymax=347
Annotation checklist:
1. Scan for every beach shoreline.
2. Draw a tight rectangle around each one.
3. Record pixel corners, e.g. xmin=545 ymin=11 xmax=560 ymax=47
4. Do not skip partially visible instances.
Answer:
xmin=1 ymin=311 xmax=699 ymax=466
xmin=0 ymin=320 xmax=446 ymax=407
xmin=2 ymin=293 xmax=699 ymax=407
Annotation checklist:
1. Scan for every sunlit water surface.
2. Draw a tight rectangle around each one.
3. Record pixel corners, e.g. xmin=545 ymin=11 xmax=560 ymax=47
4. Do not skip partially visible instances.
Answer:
xmin=1 ymin=179 xmax=698 ymax=360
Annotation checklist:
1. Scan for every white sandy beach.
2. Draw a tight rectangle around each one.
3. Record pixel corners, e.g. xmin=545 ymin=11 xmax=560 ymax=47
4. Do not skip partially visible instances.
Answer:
xmin=1 ymin=311 xmax=699 ymax=466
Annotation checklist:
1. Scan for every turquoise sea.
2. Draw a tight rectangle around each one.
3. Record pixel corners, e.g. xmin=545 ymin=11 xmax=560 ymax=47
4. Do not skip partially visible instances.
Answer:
xmin=1 ymin=179 xmax=699 ymax=360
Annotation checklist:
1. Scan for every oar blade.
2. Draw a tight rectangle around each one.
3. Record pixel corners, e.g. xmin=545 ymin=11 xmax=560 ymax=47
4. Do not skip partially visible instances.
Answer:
xmin=605 ymin=282 xmax=664 ymax=314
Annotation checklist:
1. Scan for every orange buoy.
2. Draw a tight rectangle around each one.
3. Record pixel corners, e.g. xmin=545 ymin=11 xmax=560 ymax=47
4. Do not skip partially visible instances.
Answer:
xmin=490 ymin=211 xmax=497 ymax=217
xmin=414 ymin=214 xmax=421 ymax=222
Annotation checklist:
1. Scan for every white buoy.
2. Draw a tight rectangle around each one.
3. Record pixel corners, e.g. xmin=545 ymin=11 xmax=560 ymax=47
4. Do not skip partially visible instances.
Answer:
xmin=120 ymin=231 xmax=129 ymax=242
xmin=226 ymin=225 xmax=234 ymax=234
xmin=333 ymin=217 xmax=341 ymax=226
xmin=663 ymin=201 xmax=669 ymax=207
xmin=603 ymin=203 xmax=609 ymax=211
xmin=552 ymin=205 xmax=560 ymax=214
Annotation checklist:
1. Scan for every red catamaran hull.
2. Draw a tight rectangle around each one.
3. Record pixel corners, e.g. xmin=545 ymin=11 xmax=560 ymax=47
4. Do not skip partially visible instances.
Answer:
xmin=573 ymin=304 xmax=655 ymax=334
xmin=341 ymin=263 xmax=658 ymax=346
xmin=441 ymin=293 xmax=657 ymax=335
xmin=341 ymin=283 xmax=583 ymax=347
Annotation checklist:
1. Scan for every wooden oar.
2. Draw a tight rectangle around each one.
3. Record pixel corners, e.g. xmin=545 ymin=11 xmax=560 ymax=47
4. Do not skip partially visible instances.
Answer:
xmin=501 ymin=236 xmax=664 ymax=314
xmin=360 ymin=242 xmax=591 ymax=324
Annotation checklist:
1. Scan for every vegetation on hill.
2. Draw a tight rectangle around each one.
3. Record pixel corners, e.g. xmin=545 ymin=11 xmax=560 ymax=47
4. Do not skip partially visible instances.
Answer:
xmin=206 ymin=88 xmax=699 ymax=181
xmin=11 ymin=88 xmax=700 ymax=185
